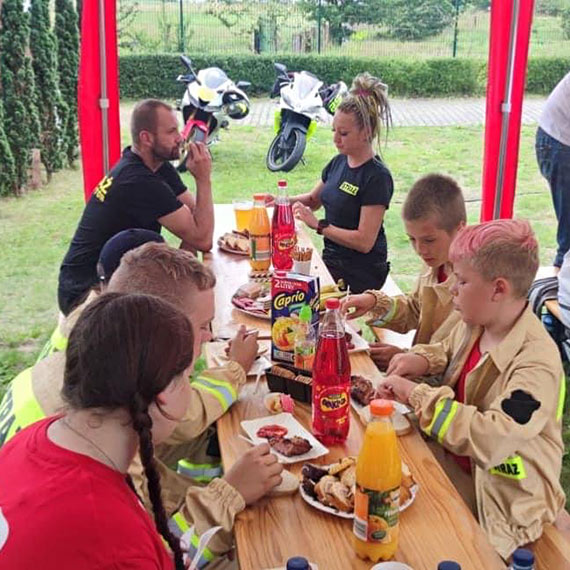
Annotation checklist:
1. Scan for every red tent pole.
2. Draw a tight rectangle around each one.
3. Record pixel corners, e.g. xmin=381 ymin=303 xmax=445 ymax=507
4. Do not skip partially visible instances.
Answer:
xmin=78 ymin=0 xmax=121 ymax=202
xmin=481 ymin=0 xmax=535 ymax=221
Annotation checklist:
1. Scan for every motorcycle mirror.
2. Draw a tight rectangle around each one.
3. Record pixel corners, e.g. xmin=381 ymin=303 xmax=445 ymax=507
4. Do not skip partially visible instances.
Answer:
xmin=274 ymin=62 xmax=287 ymax=74
xmin=236 ymin=80 xmax=251 ymax=90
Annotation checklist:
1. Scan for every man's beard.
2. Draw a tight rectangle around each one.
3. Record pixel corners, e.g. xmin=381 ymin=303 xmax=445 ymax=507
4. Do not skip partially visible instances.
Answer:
xmin=151 ymin=142 xmax=180 ymax=163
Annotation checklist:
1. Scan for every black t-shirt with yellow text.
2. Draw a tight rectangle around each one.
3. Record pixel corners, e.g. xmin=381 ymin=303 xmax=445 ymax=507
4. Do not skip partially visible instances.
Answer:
xmin=57 ymin=147 xmax=186 ymax=313
xmin=320 ymin=154 xmax=393 ymax=263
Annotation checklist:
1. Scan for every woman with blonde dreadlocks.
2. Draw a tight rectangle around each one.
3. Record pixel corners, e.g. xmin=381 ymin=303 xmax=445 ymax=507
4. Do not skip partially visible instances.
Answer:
xmin=291 ymin=72 xmax=394 ymax=292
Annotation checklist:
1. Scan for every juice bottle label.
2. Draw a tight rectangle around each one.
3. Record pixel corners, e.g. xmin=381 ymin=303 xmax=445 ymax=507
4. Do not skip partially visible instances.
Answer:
xmin=353 ymin=485 xmax=400 ymax=544
xmin=315 ymin=385 xmax=349 ymax=416
xmin=251 ymin=234 xmax=271 ymax=261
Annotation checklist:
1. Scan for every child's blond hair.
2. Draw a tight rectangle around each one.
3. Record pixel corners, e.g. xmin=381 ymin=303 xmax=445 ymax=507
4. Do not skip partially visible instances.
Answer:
xmin=402 ymin=174 xmax=466 ymax=233
xmin=449 ymin=219 xmax=538 ymax=298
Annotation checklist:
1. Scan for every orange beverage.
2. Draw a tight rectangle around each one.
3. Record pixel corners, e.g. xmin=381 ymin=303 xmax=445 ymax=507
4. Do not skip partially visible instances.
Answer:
xmin=233 ymin=200 xmax=253 ymax=232
xmin=249 ymin=194 xmax=271 ymax=271
xmin=353 ymin=399 xmax=402 ymax=562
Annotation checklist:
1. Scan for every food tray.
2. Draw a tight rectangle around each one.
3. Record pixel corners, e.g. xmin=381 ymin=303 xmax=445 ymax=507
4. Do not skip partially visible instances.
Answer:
xmin=265 ymin=363 xmax=312 ymax=403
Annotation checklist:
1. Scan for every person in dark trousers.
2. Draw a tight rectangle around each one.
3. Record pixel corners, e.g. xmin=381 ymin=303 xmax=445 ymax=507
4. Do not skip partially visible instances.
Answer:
xmin=58 ymin=98 xmax=215 ymax=315
xmin=536 ymin=71 xmax=570 ymax=270
xmin=289 ymin=72 xmax=394 ymax=293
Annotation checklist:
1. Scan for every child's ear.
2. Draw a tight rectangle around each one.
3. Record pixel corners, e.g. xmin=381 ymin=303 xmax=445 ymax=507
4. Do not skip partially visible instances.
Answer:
xmin=492 ymin=277 xmax=510 ymax=300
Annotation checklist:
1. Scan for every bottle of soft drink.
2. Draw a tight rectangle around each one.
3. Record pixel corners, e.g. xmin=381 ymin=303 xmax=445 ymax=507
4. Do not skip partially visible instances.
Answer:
xmin=354 ymin=399 xmax=402 ymax=562
xmin=271 ymin=179 xmax=296 ymax=270
xmin=312 ymin=298 xmax=350 ymax=444
xmin=286 ymin=557 xmax=310 ymax=570
xmin=438 ymin=562 xmax=461 ymax=570
xmin=249 ymin=193 xmax=271 ymax=271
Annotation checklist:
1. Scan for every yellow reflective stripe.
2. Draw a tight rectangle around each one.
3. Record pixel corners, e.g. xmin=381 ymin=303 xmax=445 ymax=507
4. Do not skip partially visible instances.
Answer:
xmin=0 ymin=368 xmax=45 ymax=445
xmin=172 ymin=511 xmax=190 ymax=533
xmin=367 ymin=298 xmax=398 ymax=328
xmin=191 ymin=532 xmax=215 ymax=562
xmin=36 ymin=326 xmax=68 ymax=363
xmin=557 ymin=374 xmax=566 ymax=422
xmin=196 ymin=375 xmax=237 ymax=400
xmin=424 ymin=398 xmax=458 ymax=444
xmin=489 ymin=455 xmax=527 ymax=480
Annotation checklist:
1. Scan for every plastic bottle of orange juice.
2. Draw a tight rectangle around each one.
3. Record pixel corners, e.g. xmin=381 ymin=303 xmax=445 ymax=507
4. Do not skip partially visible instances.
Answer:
xmin=249 ymin=193 xmax=271 ymax=271
xmin=353 ymin=399 xmax=402 ymax=562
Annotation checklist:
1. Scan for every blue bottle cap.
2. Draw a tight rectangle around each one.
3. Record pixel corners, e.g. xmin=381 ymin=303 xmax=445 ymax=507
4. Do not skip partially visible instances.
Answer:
xmin=438 ymin=562 xmax=461 ymax=570
xmin=286 ymin=557 xmax=310 ymax=570
xmin=512 ymin=548 xmax=534 ymax=568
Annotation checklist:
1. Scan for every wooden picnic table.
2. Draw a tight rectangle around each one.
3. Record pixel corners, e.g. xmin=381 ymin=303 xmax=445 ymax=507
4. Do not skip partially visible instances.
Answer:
xmin=203 ymin=204 xmax=505 ymax=570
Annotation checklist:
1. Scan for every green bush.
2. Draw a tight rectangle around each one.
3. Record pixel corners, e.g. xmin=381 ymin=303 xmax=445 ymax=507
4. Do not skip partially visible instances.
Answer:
xmin=119 ymin=54 xmax=570 ymax=100
xmin=385 ymin=0 xmax=455 ymax=41
xmin=562 ymin=8 xmax=570 ymax=40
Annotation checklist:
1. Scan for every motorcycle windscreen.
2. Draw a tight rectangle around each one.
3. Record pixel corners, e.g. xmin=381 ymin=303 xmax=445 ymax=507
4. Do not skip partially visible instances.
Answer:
xmin=200 ymin=67 xmax=229 ymax=90
xmin=291 ymin=71 xmax=321 ymax=100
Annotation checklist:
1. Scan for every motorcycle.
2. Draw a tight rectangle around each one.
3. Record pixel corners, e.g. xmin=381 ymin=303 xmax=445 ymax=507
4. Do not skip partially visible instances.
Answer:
xmin=266 ymin=62 xmax=347 ymax=172
xmin=176 ymin=55 xmax=251 ymax=172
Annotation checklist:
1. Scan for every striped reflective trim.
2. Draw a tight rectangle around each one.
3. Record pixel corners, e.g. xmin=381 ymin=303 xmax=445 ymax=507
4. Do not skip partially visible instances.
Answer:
xmin=424 ymin=398 xmax=458 ymax=444
xmin=190 ymin=530 xmax=215 ymax=568
xmin=0 ymin=368 xmax=45 ymax=446
xmin=191 ymin=375 xmax=237 ymax=411
xmin=367 ymin=298 xmax=398 ymax=328
xmin=557 ymin=374 xmax=566 ymax=422
xmin=177 ymin=459 xmax=223 ymax=482
xmin=36 ymin=325 xmax=68 ymax=362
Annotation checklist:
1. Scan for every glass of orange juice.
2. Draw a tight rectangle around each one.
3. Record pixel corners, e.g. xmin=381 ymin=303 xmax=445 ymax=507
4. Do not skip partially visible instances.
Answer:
xmin=233 ymin=199 xmax=253 ymax=233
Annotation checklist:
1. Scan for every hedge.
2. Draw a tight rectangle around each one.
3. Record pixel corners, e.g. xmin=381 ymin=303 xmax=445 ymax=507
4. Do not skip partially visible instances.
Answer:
xmin=119 ymin=54 xmax=570 ymax=100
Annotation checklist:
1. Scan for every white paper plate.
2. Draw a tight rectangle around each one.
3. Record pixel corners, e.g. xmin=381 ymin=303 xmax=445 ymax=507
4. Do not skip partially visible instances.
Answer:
xmin=240 ymin=413 xmax=329 ymax=464
xmin=299 ymin=473 xmax=418 ymax=519
xmin=350 ymin=373 xmax=411 ymax=419
xmin=345 ymin=323 xmax=369 ymax=354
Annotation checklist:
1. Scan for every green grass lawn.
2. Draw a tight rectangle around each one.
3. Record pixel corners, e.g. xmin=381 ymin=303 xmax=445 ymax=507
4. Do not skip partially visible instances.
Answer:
xmin=2 ymin=118 xmax=568 ymax=502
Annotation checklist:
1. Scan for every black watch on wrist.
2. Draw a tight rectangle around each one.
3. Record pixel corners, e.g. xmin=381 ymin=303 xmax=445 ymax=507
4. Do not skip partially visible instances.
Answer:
xmin=317 ymin=219 xmax=330 ymax=235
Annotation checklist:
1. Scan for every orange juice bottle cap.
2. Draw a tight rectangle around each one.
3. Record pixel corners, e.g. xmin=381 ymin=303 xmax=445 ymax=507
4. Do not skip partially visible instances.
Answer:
xmin=370 ymin=399 xmax=394 ymax=416
xmin=253 ymin=193 xmax=266 ymax=200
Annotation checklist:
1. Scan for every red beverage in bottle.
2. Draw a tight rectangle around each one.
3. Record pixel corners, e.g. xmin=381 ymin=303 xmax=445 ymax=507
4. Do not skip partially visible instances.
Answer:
xmin=271 ymin=179 xmax=296 ymax=270
xmin=312 ymin=298 xmax=351 ymax=445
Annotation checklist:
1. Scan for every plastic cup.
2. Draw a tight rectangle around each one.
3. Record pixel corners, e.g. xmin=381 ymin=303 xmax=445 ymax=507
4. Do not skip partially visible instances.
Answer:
xmin=232 ymin=200 xmax=253 ymax=232
xmin=292 ymin=259 xmax=312 ymax=275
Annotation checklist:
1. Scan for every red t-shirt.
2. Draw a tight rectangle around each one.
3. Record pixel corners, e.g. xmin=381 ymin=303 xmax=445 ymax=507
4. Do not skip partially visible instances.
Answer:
xmin=437 ymin=265 xmax=448 ymax=284
xmin=0 ymin=416 xmax=174 ymax=570
xmin=450 ymin=339 xmax=482 ymax=473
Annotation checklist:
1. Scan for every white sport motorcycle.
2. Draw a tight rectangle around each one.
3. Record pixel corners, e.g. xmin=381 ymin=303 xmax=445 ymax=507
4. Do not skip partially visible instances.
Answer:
xmin=267 ymin=62 xmax=347 ymax=172
xmin=176 ymin=55 xmax=251 ymax=172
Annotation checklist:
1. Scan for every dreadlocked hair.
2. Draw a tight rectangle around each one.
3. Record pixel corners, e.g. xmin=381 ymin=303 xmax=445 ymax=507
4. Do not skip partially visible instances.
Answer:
xmin=338 ymin=72 xmax=392 ymax=152
xmin=62 ymin=292 xmax=193 ymax=570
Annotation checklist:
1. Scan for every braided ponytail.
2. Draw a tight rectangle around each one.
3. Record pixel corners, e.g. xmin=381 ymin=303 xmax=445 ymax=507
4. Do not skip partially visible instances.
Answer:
xmin=131 ymin=394 xmax=185 ymax=570
xmin=338 ymin=72 xmax=392 ymax=152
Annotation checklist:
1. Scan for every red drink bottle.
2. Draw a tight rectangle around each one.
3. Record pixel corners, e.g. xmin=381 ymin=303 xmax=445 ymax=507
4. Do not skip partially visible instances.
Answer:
xmin=271 ymin=179 xmax=296 ymax=270
xmin=312 ymin=298 xmax=351 ymax=444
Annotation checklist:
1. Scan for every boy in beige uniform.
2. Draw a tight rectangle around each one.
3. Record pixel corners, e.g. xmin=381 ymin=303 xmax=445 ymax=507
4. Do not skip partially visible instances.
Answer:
xmin=379 ymin=219 xmax=566 ymax=559
xmin=0 ymin=244 xmax=279 ymax=568
xmin=343 ymin=174 xmax=466 ymax=369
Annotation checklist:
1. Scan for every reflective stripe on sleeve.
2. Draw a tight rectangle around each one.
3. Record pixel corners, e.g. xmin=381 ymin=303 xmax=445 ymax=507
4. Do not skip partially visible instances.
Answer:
xmin=557 ymin=374 xmax=566 ymax=422
xmin=424 ymin=398 xmax=458 ymax=444
xmin=169 ymin=513 xmax=216 ymax=568
xmin=177 ymin=459 xmax=223 ymax=483
xmin=36 ymin=325 xmax=68 ymax=363
xmin=366 ymin=298 xmax=398 ymax=328
xmin=191 ymin=375 xmax=237 ymax=412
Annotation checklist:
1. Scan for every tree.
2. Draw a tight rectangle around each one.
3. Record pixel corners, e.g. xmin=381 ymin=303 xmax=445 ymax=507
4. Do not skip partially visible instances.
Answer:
xmin=0 ymin=0 xmax=41 ymax=192
xmin=301 ymin=0 xmax=386 ymax=45
xmin=384 ymin=0 xmax=455 ymax=41
xmin=0 ymin=99 xmax=17 ymax=197
xmin=55 ymin=0 xmax=79 ymax=166
xmin=30 ymin=0 xmax=65 ymax=180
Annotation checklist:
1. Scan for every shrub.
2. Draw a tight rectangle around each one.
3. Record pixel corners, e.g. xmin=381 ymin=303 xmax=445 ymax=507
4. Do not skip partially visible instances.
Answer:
xmin=385 ymin=0 xmax=455 ymax=41
xmin=0 ymin=100 xmax=16 ymax=197
xmin=562 ymin=8 xmax=570 ymax=40
xmin=119 ymin=54 xmax=570 ymax=100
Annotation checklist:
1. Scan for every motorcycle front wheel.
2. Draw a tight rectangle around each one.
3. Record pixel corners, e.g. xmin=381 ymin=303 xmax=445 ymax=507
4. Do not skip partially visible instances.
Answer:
xmin=266 ymin=128 xmax=306 ymax=172
xmin=177 ymin=126 xmax=208 ymax=173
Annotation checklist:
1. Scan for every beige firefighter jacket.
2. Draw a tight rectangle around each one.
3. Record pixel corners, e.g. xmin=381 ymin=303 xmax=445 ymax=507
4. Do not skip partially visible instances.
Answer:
xmin=14 ymin=349 xmax=247 ymax=561
xmin=408 ymin=305 xmax=566 ymax=559
xmin=366 ymin=263 xmax=460 ymax=345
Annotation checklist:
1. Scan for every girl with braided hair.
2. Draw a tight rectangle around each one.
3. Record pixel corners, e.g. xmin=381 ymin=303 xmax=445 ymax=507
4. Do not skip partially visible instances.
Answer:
xmin=291 ymin=72 xmax=394 ymax=293
xmin=0 ymin=292 xmax=195 ymax=570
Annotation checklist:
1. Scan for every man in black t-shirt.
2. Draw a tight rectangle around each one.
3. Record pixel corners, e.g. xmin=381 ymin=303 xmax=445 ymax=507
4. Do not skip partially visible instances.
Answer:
xmin=58 ymin=99 xmax=214 ymax=315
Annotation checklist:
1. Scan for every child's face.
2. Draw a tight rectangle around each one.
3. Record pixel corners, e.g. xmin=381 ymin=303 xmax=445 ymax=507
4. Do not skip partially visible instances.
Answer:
xmin=450 ymin=259 xmax=496 ymax=326
xmin=404 ymin=217 xmax=460 ymax=268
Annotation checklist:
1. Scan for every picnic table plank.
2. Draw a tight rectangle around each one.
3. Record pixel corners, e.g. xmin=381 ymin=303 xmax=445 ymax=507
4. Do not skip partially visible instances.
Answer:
xmin=205 ymin=204 xmax=505 ymax=570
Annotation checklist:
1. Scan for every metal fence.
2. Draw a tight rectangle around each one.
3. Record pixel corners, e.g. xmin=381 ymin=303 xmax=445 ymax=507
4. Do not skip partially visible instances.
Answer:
xmin=117 ymin=0 xmax=570 ymax=59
